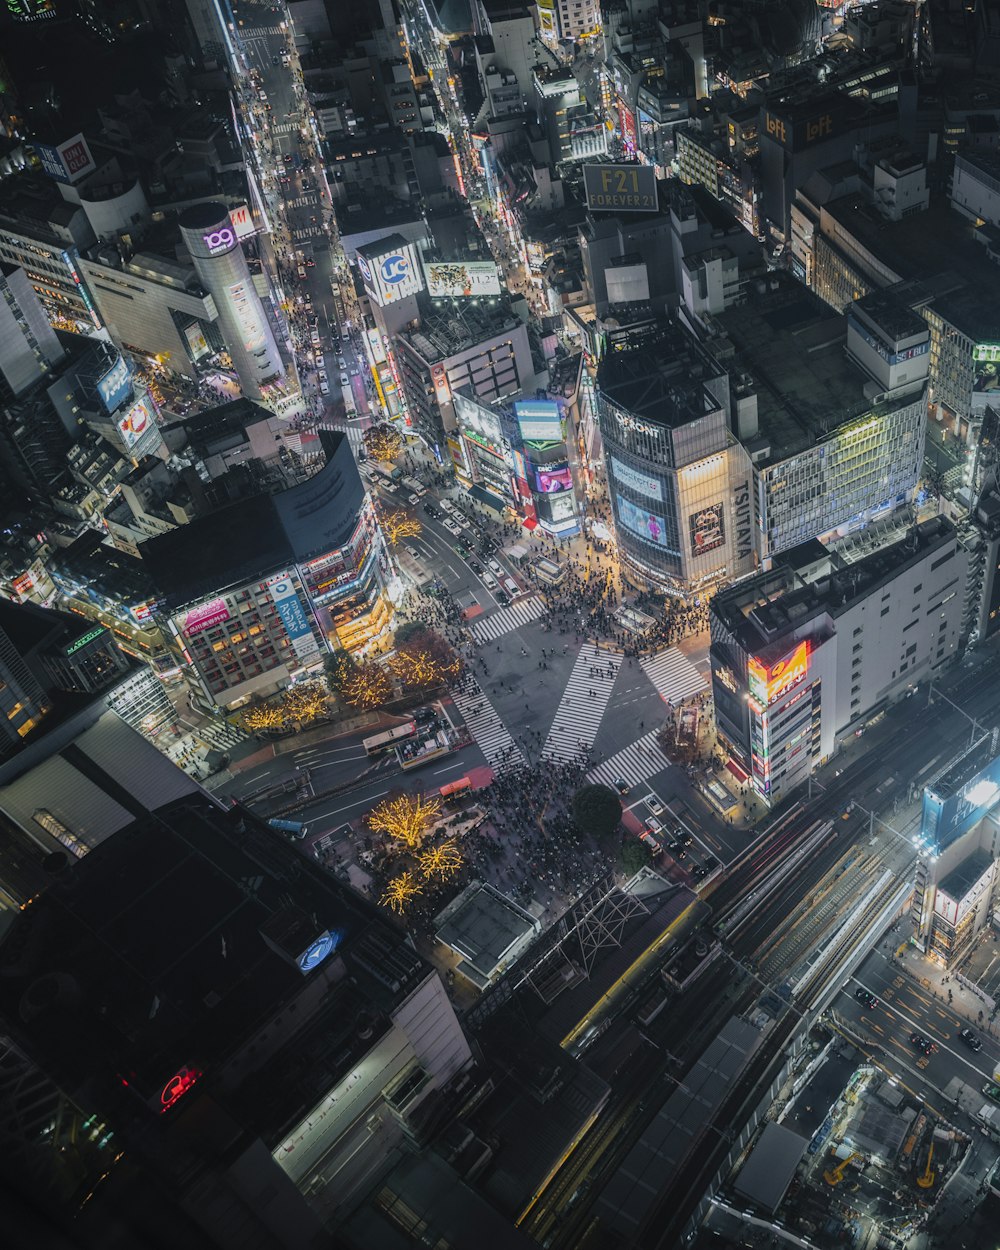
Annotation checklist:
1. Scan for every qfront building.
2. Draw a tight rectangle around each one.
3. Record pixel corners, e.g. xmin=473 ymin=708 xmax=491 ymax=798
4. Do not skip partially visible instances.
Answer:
xmin=711 ymin=517 xmax=966 ymax=804
xmin=596 ymin=322 xmax=755 ymax=597
xmin=142 ymin=432 xmax=392 ymax=707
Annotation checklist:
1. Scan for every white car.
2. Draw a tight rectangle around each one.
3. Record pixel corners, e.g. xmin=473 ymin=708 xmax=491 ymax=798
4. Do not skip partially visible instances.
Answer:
xmin=408 ymin=493 xmax=420 ymax=505
xmin=317 ymin=370 xmax=327 ymax=383
xmin=647 ymin=795 xmax=664 ymax=816
xmin=488 ymin=559 xmax=503 ymax=577
xmin=405 ymin=545 xmax=420 ymax=559
xmin=339 ymin=373 xmax=349 ymax=386
xmin=444 ymin=519 xmax=462 ymax=535
xmin=319 ymin=381 xmax=329 ymax=396
xmin=453 ymin=512 xmax=471 ymax=528
xmin=440 ymin=499 xmax=455 ymax=514
xmin=481 ymin=571 xmax=498 ymax=589
xmin=503 ymin=577 xmax=519 ymax=595
xmin=315 ymin=354 xmax=324 ymax=369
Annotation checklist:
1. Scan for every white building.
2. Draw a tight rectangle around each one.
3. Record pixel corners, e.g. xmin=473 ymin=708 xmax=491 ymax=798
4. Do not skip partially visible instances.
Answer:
xmin=951 ymin=152 xmax=1000 ymax=229
xmin=711 ymin=516 xmax=968 ymax=804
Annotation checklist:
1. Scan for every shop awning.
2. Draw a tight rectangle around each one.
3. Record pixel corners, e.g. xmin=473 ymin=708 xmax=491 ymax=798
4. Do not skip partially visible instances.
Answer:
xmin=726 ymin=759 xmax=749 ymax=783
xmin=469 ymin=483 xmax=507 ymax=512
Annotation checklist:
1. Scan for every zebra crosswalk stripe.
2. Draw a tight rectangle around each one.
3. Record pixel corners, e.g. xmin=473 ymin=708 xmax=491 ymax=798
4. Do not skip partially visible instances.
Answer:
xmin=587 ymin=730 xmax=669 ymax=790
xmin=470 ymin=595 xmax=546 ymax=643
xmin=542 ymin=642 xmax=622 ymax=763
xmin=451 ymin=679 xmax=525 ymax=775
xmin=640 ymin=648 xmax=706 ymax=706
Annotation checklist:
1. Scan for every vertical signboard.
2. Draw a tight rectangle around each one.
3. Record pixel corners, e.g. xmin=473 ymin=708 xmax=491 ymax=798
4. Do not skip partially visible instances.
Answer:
xmin=270 ymin=576 xmax=321 ymax=661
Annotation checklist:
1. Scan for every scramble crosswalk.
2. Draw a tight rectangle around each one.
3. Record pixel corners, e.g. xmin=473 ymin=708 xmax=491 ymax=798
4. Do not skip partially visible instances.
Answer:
xmin=470 ymin=595 xmax=546 ymax=643
xmin=640 ymin=648 xmax=706 ymax=706
xmin=192 ymin=717 xmax=248 ymax=751
xmin=542 ymin=643 xmax=623 ymax=763
xmin=288 ymin=194 xmax=318 ymax=209
xmin=587 ymin=730 xmax=670 ymax=791
xmin=450 ymin=680 xmax=525 ymax=775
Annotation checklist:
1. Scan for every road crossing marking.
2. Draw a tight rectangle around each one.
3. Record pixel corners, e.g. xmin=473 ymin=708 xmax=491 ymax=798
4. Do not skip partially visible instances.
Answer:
xmin=587 ymin=730 xmax=670 ymax=790
xmin=640 ymin=648 xmax=706 ymax=706
xmin=451 ymin=680 xmax=525 ymax=775
xmin=289 ymin=195 xmax=318 ymax=208
xmin=542 ymin=643 xmax=623 ymax=763
xmin=271 ymin=122 xmax=298 ymax=136
xmin=470 ymin=595 xmax=546 ymax=643
xmin=194 ymin=718 xmax=248 ymax=750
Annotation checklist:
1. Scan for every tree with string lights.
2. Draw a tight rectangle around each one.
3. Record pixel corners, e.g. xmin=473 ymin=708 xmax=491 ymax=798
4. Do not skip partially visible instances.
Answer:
xmin=379 ymin=508 xmax=423 ymax=546
xmin=367 ymin=792 xmax=441 ymax=849
xmin=380 ymin=871 xmax=423 ymax=914
xmin=387 ymin=637 xmax=463 ymax=690
xmin=363 ymin=422 xmax=403 ymax=462
xmin=417 ymin=840 xmax=463 ymax=881
xmin=341 ymin=660 xmax=392 ymax=710
xmin=282 ymin=682 xmax=329 ymax=724
xmin=242 ymin=702 xmax=286 ymax=733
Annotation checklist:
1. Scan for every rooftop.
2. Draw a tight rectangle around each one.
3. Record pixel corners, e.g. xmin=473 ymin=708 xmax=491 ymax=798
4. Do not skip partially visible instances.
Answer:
xmin=400 ymin=301 xmax=522 ymax=362
xmin=436 ymin=882 xmax=538 ymax=985
xmin=596 ymin=320 xmax=722 ymax=430
xmin=940 ymin=847 xmax=995 ymax=903
xmin=714 ymin=275 xmax=871 ymax=459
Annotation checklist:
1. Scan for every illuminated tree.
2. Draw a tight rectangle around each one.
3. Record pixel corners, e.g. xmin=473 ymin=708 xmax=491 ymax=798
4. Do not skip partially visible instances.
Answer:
xmin=243 ymin=702 xmax=286 ymax=732
xmin=387 ymin=639 xmax=463 ymax=690
xmin=283 ymin=682 xmax=329 ymax=724
xmin=367 ymin=793 xmax=441 ymax=849
xmin=381 ymin=871 xmax=423 ymax=914
xmin=379 ymin=508 xmax=423 ymax=545
xmin=417 ymin=840 xmax=463 ymax=880
xmin=342 ymin=660 xmax=392 ymax=709
xmin=363 ymin=423 xmax=403 ymax=462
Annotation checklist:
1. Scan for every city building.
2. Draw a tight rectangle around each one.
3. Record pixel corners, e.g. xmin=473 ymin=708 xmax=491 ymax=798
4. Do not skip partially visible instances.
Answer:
xmin=0 ymin=262 xmax=65 ymax=400
xmin=0 ymin=773 xmax=473 ymax=1246
xmin=951 ymin=151 xmax=1000 ymax=228
xmin=394 ymin=302 xmax=534 ymax=453
xmin=710 ymin=516 xmax=967 ymax=804
xmin=712 ymin=278 xmax=927 ymax=561
xmin=596 ymin=321 xmax=755 ymax=596
xmin=177 ymin=202 xmax=289 ymax=406
xmin=142 ymin=431 xmax=392 ymax=706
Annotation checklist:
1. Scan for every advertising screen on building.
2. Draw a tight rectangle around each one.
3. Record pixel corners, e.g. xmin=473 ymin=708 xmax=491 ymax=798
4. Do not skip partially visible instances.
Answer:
xmin=583 ymin=163 xmax=658 ymax=213
xmin=96 ymin=355 xmax=133 ymax=414
xmin=609 ymin=455 xmax=662 ymax=501
xmin=227 ymin=279 xmax=265 ymax=352
xmin=426 ymin=260 xmax=502 ymax=298
xmin=618 ymin=497 xmax=669 ymax=547
xmin=117 ymin=395 xmax=154 ymax=449
xmin=689 ymin=502 xmax=726 ymax=556
xmin=358 ymin=240 xmax=423 ymax=306
xmin=269 ymin=576 xmax=321 ymax=661
xmin=184 ymin=323 xmax=210 ymax=360
xmin=31 ymin=130 xmax=94 ymax=182
xmin=747 ymin=642 xmax=810 ymax=708
xmin=184 ymin=598 xmax=230 ymax=635
xmin=973 ymin=343 xmax=1000 ymax=400
xmin=534 ymin=463 xmax=573 ymax=493
xmin=228 ymin=203 xmax=256 ymax=240
xmin=921 ymin=738 xmax=1000 ymax=852
xmin=515 ymin=399 xmax=562 ymax=444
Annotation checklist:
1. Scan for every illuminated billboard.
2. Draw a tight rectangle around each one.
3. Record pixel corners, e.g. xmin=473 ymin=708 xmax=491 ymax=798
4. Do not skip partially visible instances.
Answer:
xmin=583 ymin=163 xmax=658 ymax=213
xmin=515 ymin=399 xmax=562 ymax=444
xmin=357 ymin=237 xmax=424 ymax=307
xmin=608 ymin=455 xmax=662 ymax=501
xmin=747 ymin=642 xmax=810 ymax=707
xmin=183 ymin=598 xmax=230 ymax=635
xmin=269 ymin=575 xmax=321 ymax=662
xmin=534 ymin=463 xmax=573 ymax=493
xmin=689 ymin=502 xmax=726 ymax=556
xmin=96 ymin=354 xmax=133 ymax=414
xmin=973 ymin=343 xmax=1000 ymax=402
xmin=426 ymin=260 xmax=502 ymax=298
xmin=228 ymin=203 xmax=256 ymax=240
xmin=31 ymin=131 xmax=94 ymax=183
xmin=117 ymin=396 xmax=154 ymax=449
xmin=921 ymin=737 xmax=1000 ymax=852
xmin=618 ymin=497 xmax=668 ymax=547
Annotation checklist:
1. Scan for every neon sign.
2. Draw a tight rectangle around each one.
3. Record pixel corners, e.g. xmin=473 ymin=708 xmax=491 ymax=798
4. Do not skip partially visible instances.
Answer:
xmin=160 ymin=1065 xmax=203 ymax=1113
xmin=748 ymin=641 xmax=810 ymax=706
xmin=202 ymin=227 xmax=235 ymax=254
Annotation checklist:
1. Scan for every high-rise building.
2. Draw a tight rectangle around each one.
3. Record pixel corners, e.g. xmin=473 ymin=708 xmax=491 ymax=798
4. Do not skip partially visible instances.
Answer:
xmin=710 ymin=517 xmax=967 ymax=804
xmin=0 ymin=262 xmax=65 ymax=401
xmin=177 ymin=203 xmax=286 ymax=403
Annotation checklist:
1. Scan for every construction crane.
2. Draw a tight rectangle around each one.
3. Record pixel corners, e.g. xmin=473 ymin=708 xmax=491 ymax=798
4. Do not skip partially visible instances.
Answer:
xmin=824 ymin=1151 xmax=860 ymax=1185
xmin=916 ymin=1143 xmax=936 ymax=1189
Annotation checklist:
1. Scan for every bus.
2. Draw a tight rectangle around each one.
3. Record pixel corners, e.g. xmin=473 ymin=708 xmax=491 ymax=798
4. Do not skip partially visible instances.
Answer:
xmin=268 ymin=818 xmax=308 ymax=839
xmin=362 ymin=721 xmax=417 ymax=755
xmin=342 ymin=383 xmax=356 ymax=417
xmin=534 ymin=557 xmax=567 ymax=588
xmin=440 ymin=776 xmax=471 ymax=801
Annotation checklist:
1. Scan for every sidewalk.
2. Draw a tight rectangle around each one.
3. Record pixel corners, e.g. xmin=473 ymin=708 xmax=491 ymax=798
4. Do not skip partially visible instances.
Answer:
xmin=892 ymin=937 xmax=997 ymax=1037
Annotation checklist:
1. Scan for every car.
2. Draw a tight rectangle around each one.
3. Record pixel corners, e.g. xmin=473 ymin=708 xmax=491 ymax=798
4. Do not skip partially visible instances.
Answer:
xmin=306 ymin=258 xmax=316 ymax=267
xmin=423 ymin=503 xmax=440 ymax=519
xmin=910 ymin=1033 xmax=934 ymax=1055
xmin=503 ymin=577 xmax=519 ymax=595
xmin=405 ymin=545 xmax=420 ymax=559
xmin=339 ymin=373 xmax=349 ymax=386
xmin=453 ymin=512 xmax=471 ymax=528
xmin=283 ymin=153 xmax=293 ymax=164
xmin=468 ymin=560 xmax=482 ymax=574
xmin=959 ymin=1028 xmax=984 ymax=1052
xmin=677 ymin=830 xmax=693 ymax=846
xmin=440 ymin=499 xmax=455 ymax=514
xmin=297 ymin=265 xmax=306 ymax=279
xmin=317 ymin=370 xmax=327 ymax=383
xmin=315 ymin=354 xmax=324 ymax=369
xmin=646 ymin=815 xmax=662 ymax=833
xmin=481 ymin=571 xmax=498 ymax=589
xmin=319 ymin=381 xmax=329 ymax=396
xmin=854 ymin=988 xmax=878 ymax=1010
xmin=647 ymin=795 xmax=664 ymax=816
xmin=614 ymin=778 xmax=630 ymax=795
xmin=488 ymin=558 xmax=503 ymax=576
xmin=337 ymin=357 xmax=347 ymax=369
xmin=444 ymin=519 xmax=462 ymax=535
xmin=408 ymin=493 xmax=420 ymax=506
xmin=670 ymin=844 xmax=688 ymax=860
xmin=983 ymin=1083 xmax=1000 ymax=1103
xmin=381 ymin=481 xmax=398 ymax=494
xmin=495 ymin=589 xmax=510 ymax=606
xmin=639 ymin=829 xmax=662 ymax=853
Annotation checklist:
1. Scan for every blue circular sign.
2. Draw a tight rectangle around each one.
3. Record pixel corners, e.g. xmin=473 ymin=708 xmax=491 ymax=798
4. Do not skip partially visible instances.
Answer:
xmin=380 ymin=254 xmax=409 ymax=284
xmin=298 ymin=932 xmax=335 ymax=972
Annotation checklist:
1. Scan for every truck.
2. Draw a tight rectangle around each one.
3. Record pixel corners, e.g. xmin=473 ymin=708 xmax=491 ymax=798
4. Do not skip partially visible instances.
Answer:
xmin=267 ymin=818 xmax=308 ymax=839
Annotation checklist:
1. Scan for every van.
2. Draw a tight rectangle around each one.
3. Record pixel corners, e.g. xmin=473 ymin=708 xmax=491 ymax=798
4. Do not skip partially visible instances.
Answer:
xmin=503 ymin=577 xmax=518 ymax=595
xmin=297 ymin=265 xmax=306 ymax=279
xmin=440 ymin=499 xmax=455 ymax=514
